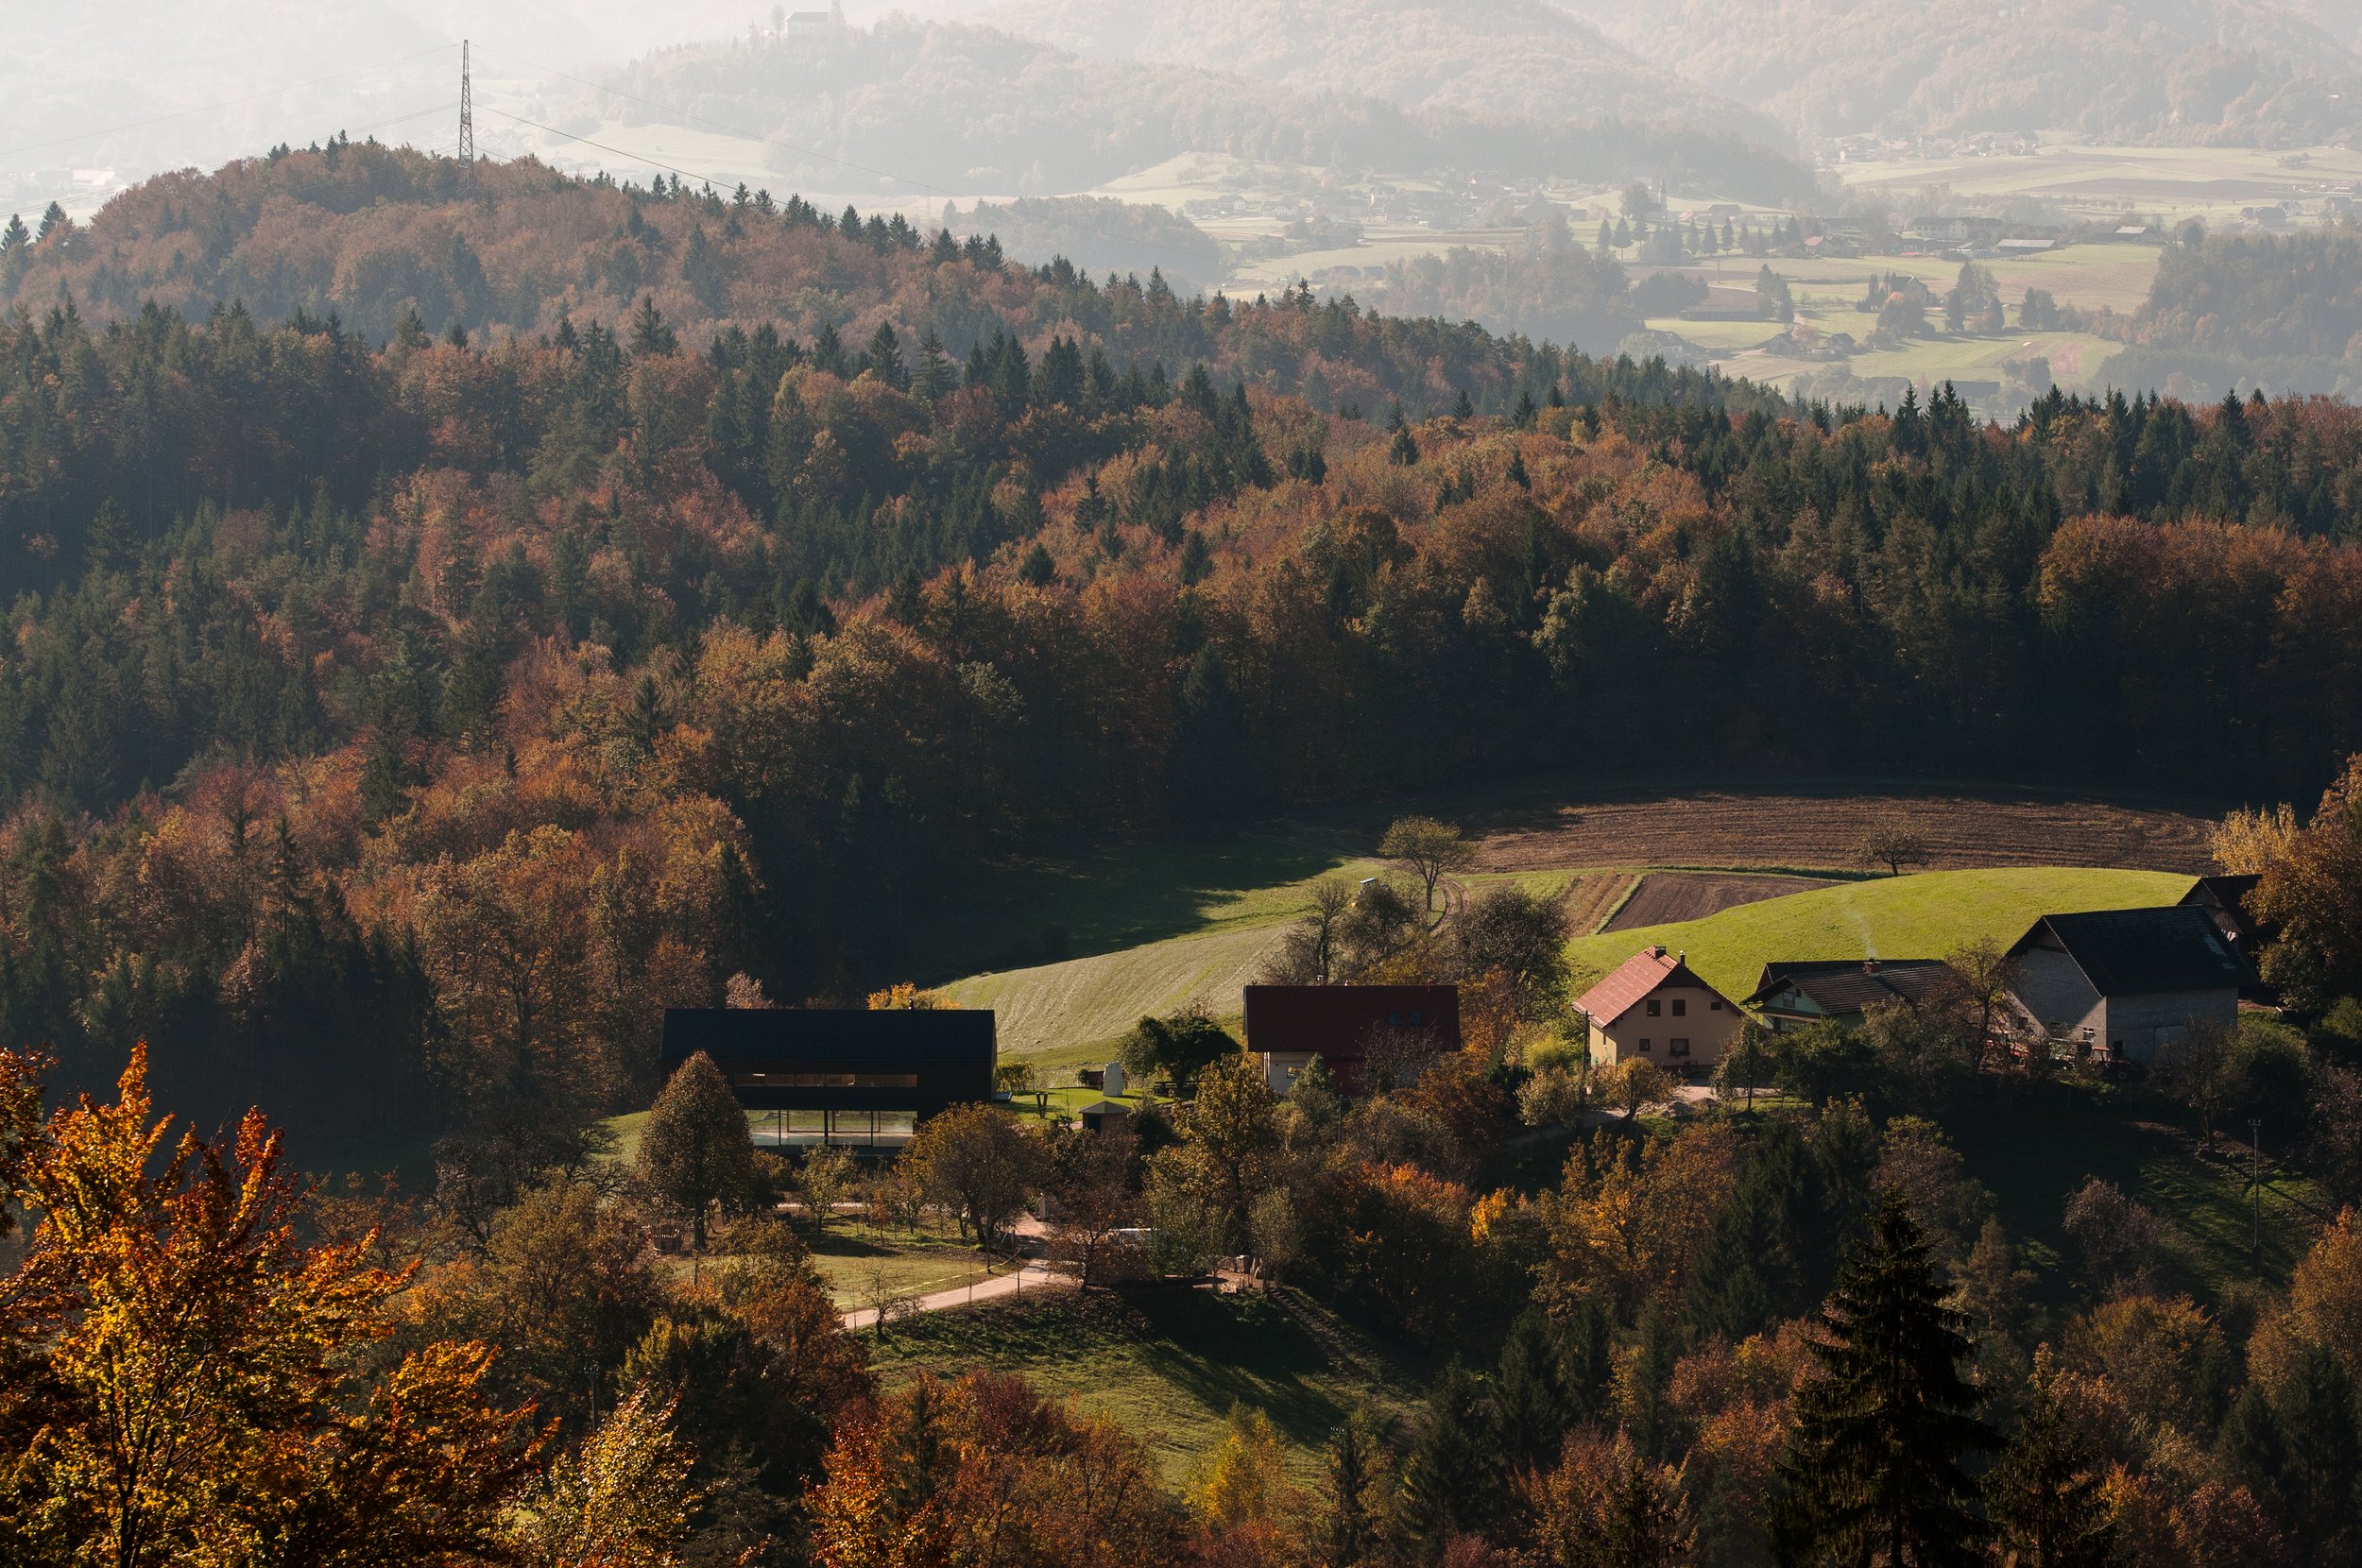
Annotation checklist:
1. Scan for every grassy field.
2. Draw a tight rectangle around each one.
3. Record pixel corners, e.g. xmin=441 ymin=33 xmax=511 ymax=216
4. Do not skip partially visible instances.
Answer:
xmin=867 ymin=1286 xmax=1429 ymax=1486
xmin=806 ymin=1219 xmax=1011 ymax=1310
xmin=1565 ymin=866 xmax=2195 ymax=997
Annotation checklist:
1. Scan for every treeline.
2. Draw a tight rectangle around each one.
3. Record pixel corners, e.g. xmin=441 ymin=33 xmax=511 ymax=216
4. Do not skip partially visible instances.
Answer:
xmin=5 ymin=159 xmax=2362 ymax=1159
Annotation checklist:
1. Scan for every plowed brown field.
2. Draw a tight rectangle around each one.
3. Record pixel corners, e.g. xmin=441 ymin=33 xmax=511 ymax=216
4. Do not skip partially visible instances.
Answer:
xmin=1601 ymin=872 xmax=1835 ymax=931
xmin=1468 ymin=788 xmax=2217 ymax=875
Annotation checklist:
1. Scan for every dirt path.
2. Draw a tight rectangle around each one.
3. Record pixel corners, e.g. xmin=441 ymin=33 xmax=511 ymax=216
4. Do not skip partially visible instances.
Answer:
xmin=841 ymin=1258 xmax=1073 ymax=1330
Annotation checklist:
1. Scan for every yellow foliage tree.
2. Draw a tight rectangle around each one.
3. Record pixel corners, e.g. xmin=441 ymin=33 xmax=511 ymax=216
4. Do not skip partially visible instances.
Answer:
xmin=0 ymin=1046 xmax=538 ymax=1566
xmin=505 ymin=1385 xmax=700 ymax=1568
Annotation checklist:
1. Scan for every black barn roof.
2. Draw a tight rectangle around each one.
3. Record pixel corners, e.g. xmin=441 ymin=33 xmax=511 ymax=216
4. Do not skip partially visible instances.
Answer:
xmin=2013 ymin=907 xmax=2246 ymax=996
xmin=661 ymin=1008 xmax=995 ymax=1068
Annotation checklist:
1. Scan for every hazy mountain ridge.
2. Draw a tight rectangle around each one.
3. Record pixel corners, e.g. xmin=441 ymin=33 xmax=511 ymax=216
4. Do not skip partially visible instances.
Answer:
xmin=1558 ymin=0 xmax=2362 ymax=145
xmin=981 ymin=0 xmax=1787 ymax=145
xmin=596 ymin=15 xmax=1816 ymax=200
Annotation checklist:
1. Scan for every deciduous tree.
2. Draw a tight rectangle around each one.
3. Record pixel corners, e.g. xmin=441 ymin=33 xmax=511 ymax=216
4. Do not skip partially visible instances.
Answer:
xmin=638 ymin=1051 xmax=760 ymax=1248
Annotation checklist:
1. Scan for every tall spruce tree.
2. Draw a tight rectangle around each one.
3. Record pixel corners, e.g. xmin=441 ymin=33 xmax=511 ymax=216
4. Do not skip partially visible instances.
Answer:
xmin=1494 ymin=1307 xmax=1576 ymax=1473
xmin=1984 ymin=1358 xmax=2113 ymax=1568
xmin=1771 ymin=1193 xmax=1991 ymax=1567
xmin=1398 ymin=1361 xmax=1499 ymax=1549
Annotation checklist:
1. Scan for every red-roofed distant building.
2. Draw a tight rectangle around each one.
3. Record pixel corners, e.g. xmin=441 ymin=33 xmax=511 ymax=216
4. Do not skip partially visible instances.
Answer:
xmin=1575 ymin=946 xmax=1742 ymax=1071
xmin=1245 ymin=983 xmax=1459 ymax=1093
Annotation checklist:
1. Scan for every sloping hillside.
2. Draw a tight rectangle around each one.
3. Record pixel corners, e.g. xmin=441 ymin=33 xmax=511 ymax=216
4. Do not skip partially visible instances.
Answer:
xmin=984 ymin=0 xmax=1782 ymax=142
xmin=1566 ymin=867 xmax=2197 ymax=999
xmin=1560 ymin=0 xmax=2362 ymax=145
xmin=599 ymin=14 xmax=1811 ymax=201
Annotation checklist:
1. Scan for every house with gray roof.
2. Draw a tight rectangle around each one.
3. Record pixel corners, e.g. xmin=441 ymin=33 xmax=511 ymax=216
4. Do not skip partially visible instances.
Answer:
xmin=1744 ymin=959 xmax=1952 ymax=1032
xmin=2003 ymin=907 xmax=2244 ymax=1065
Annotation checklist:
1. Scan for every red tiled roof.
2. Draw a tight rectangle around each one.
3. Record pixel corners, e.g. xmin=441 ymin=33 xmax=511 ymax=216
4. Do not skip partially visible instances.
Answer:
xmin=1575 ymin=946 xmax=1731 ymax=1026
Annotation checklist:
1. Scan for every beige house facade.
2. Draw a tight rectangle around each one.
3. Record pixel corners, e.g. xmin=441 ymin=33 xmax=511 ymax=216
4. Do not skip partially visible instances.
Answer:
xmin=1575 ymin=946 xmax=1745 ymax=1071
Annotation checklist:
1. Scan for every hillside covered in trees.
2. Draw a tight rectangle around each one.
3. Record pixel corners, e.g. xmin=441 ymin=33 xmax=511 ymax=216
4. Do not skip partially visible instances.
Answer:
xmin=603 ymin=10 xmax=1816 ymax=205
xmin=1563 ymin=0 xmax=2362 ymax=145
xmin=977 ymin=0 xmax=1783 ymax=142
xmin=6 ymin=149 xmax=2362 ymax=1168
xmin=2107 ymin=228 xmax=2362 ymax=400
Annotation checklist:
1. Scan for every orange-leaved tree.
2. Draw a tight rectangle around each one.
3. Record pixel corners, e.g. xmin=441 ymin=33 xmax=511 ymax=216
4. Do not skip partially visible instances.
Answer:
xmin=0 ymin=1045 xmax=540 ymax=1567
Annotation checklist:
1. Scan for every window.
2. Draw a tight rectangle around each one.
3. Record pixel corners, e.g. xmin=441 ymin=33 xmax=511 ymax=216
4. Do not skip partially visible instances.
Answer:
xmin=1670 ymin=1039 xmax=1691 ymax=1057
xmin=1671 ymin=999 xmax=1687 ymax=1017
xmin=1646 ymin=999 xmax=1662 ymax=1017
xmin=1408 ymin=1011 xmax=1425 ymax=1026
xmin=1709 ymin=998 xmax=1723 ymax=1011
xmin=1636 ymin=1038 xmax=1653 ymax=1053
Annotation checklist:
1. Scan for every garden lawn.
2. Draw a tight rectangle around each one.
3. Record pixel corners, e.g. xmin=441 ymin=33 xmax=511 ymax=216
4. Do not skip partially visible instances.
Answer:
xmin=1566 ymin=866 xmax=2195 ymax=1000
xmin=806 ymin=1219 xmax=1008 ymax=1311
xmin=865 ymin=1286 xmax=1429 ymax=1487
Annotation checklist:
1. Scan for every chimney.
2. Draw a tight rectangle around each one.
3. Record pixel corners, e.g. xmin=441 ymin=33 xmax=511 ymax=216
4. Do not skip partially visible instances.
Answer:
xmin=1864 ymin=958 xmax=1881 ymax=974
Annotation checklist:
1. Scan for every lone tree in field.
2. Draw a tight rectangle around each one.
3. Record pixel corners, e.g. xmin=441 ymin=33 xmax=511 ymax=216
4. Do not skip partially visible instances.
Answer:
xmin=1857 ymin=816 xmax=1933 ymax=878
xmin=1771 ymin=1193 xmax=1992 ymax=1568
xmin=1381 ymin=815 xmax=1475 ymax=913
xmin=637 ymin=1050 xmax=758 ymax=1248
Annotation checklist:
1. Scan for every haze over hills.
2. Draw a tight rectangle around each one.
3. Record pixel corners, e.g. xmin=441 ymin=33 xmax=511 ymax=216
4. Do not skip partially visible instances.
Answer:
xmin=592 ymin=13 xmax=1817 ymax=209
xmin=1560 ymin=0 xmax=2362 ymax=145
xmin=979 ymin=0 xmax=1786 ymax=145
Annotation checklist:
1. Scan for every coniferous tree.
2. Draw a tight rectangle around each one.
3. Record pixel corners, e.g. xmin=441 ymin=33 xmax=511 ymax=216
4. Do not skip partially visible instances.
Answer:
xmin=1771 ymin=1193 xmax=1991 ymax=1568
xmin=1322 ymin=1406 xmax=1384 ymax=1567
xmin=1495 ymin=1307 xmax=1576 ymax=1474
xmin=628 ymin=294 xmax=676 ymax=356
xmin=1984 ymin=1358 xmax=2114 ymax=1568
xmin=1399 ymin=1361 xmax=1498 ymax=1549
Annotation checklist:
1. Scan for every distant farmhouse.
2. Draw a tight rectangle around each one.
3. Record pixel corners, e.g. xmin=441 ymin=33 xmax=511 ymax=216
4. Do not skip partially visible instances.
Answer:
xmin=2002 ymin=907 xmax=2245 ymax=1065
xmin=1744 ymin=959 xmax=1951 ymax=1032
xmin=662 ymin=1006 xmax=995 ymax=1151
xmin=1576 ymin=946 xmax=1743 ymax=1070
xmin=1245 ymin=983 xmax=1460 ymax=1093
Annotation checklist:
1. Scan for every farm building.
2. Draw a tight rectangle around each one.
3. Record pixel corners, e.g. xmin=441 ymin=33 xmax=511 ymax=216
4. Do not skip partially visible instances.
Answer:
xmin=2179 ymin=875 xmax=2277 ymax=1000
xmin=1744 ymin=958 xmax=1951 ymax=1031
xmin=2002 ymin=908 xmax=2244 ymax=1065
xmin=1244 ymin=983 xmax=1460 ymax=1093
xmin=660 ymin=1006 xmax=996 ymax=1150
xmin=1576 ymin=946 xmax=1743 ymax=1071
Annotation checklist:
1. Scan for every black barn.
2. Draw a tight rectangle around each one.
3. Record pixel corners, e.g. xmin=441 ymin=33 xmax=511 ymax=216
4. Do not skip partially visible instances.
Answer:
xmin=660 ymin=1008 xmax=997 ymax=1150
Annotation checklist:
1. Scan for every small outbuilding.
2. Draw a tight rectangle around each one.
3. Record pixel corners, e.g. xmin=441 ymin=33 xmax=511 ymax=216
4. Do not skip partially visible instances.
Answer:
xmin=2003 ymin=908 xmax=2244 ymax=1065
xmin=1575 ymin=946 xmax=1743 ymax=1070
xmin=1745 ymin=959 xmax=1952 ymax=1032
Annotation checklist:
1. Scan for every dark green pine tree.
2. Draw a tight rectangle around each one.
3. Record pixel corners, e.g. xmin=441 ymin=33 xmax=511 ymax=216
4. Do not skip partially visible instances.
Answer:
xmin=628 ymin=293 xmax=676 ymax=356
xmin=1771 ymin=1193 xmax=1992 ymax=1568
xmin=1453 ymin=387 xmax=1474 ymax=420
xmin=1387 ymin=401 xmax=1419 ymax=466
xmin=912 ymin=327 xmax=953 ymax=402
xmin=1322 ymin=1406 xmax=1384 ymax=1567
xmin=1493 ymin=1307 xmax=1575 ymax=1474
xmin=1984 ymin=1361 xmax=2114 ymax=1568
xmin=1398 ymin=1361 xmax=1499 ymax=1550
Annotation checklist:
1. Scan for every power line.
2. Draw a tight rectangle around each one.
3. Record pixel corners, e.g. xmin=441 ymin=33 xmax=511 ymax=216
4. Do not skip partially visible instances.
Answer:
xmin=0 ymin=43 xmax=457 ymax=162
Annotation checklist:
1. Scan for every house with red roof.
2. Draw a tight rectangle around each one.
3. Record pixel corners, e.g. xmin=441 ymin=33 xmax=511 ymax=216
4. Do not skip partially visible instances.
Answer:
xmin=1575 ymin=946 xmax=1743 ymax=1072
